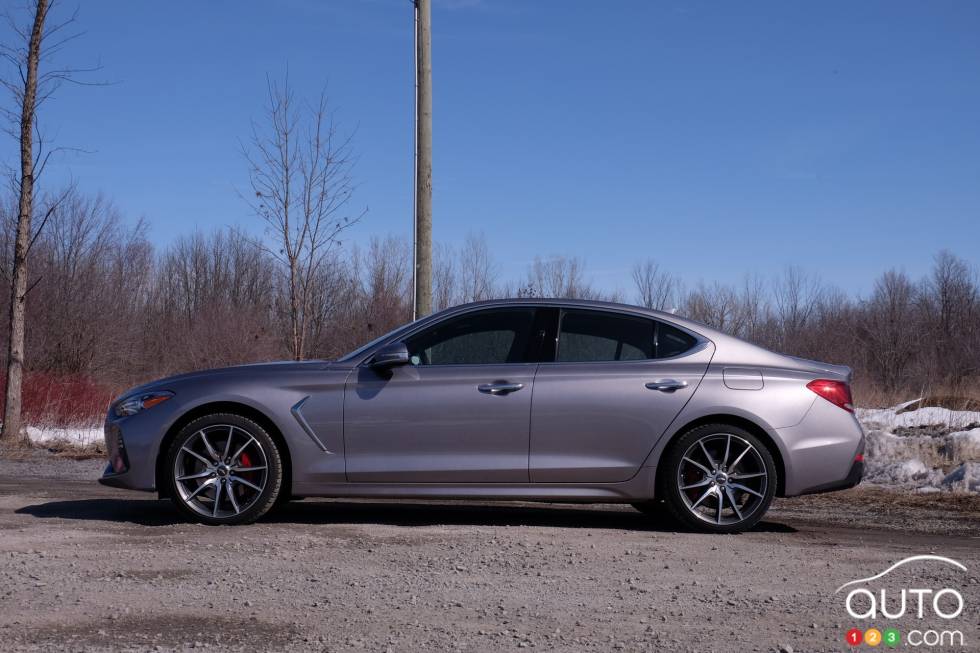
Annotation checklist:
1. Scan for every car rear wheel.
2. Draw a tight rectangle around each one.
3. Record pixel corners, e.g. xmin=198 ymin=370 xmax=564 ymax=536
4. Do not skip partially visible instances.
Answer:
xmin=659 ymin=424 xmax=776 ymax=533
xmin=165 ymin=414 xmax=283 ymax=525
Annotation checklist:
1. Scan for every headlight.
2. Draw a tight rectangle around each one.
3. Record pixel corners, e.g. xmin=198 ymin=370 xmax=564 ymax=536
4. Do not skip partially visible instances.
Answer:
xmin=114 ymin=390 xmax=174 ymax=417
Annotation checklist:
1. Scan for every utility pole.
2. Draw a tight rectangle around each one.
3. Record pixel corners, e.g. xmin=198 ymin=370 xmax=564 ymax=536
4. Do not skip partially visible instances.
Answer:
xmin=413 ymin=0 xmax=433 ymax=319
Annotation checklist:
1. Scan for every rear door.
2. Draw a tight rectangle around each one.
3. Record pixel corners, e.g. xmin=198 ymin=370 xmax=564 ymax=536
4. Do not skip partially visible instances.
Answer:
xmin=529 ymin=308 xmax=713 ymax=483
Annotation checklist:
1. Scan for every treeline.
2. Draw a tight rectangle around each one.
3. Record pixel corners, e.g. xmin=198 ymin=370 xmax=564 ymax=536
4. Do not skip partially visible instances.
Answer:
xmin=4 ymin=189 xmax=979 ymax=412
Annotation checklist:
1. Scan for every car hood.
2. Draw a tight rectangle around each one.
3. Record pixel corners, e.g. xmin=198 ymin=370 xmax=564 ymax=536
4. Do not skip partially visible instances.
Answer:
xmin=114 ymin=360 xmax=349 ymax=401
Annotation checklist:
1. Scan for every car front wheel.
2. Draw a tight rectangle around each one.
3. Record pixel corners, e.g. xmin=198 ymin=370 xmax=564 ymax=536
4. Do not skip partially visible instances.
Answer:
xmin=165 ymin=414 xmax=283 ymax=525
xmin=660 ymin=424 xmax=776 ymax=533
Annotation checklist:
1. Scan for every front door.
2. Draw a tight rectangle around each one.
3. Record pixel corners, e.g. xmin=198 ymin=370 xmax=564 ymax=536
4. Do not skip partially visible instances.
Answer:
xmin=344 ymin=307 xmax=545 ymax=483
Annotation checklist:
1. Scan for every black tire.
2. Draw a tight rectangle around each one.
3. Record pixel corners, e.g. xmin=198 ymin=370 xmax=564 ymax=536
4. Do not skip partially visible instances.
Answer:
xmin=165 ymin=413 xmax=283 ymax=525
xmin=658 ymin=424 xmax=777 ymax=534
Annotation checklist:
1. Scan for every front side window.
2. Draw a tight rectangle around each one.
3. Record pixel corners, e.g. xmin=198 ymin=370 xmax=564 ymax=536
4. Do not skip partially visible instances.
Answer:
xmin=405 ymin=308 xmax=536 ymax=365
xmin=556 ymin=310 xmax=697 ymax=362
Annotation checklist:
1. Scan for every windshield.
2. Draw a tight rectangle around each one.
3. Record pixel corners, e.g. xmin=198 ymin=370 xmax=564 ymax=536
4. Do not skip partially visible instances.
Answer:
xmin=337 ymin=322 xmax=415 ymax=362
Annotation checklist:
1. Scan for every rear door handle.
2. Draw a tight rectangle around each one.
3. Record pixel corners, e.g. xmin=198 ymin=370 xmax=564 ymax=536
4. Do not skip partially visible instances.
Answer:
xmin=645 ymin=379 xmax=688 ymax=392
xmin=478 ymin=382 xmax=525 ymax=395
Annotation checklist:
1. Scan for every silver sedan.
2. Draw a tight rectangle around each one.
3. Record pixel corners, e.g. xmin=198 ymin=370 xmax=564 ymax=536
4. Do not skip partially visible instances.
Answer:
xmin=100 ymin=298 xmax=864 ymax=533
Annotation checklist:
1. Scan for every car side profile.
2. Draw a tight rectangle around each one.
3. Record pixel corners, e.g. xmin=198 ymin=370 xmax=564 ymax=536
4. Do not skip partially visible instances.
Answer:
xmin=100 ymin=298 xmax=865 ymax=533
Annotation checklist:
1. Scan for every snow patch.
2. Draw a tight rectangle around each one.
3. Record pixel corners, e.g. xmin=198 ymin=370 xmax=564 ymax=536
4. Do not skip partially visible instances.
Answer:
xmin=27 ymin=426 xmax=103 ymax=447
xmin=858 ymin=402 xmax=980 ymax=494
xmin=857 ymin=404 xmax=980 ymax=430
xmin=863 ymin=456 xmax=943 ymax=488
xmin=942 ymin=462 xmax=980 ymax=493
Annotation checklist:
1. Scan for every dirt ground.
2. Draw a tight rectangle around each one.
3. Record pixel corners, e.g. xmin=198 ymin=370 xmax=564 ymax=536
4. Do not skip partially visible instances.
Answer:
xmin=0 ymin=453 xmax=978 ymax=653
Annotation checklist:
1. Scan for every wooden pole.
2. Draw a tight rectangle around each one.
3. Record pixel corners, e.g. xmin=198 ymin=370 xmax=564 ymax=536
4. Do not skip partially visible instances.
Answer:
xmin=413 ymin=0 xmax=433 ymax=318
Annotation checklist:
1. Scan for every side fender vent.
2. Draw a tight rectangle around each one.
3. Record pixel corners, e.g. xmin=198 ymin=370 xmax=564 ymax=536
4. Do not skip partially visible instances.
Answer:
xmin=291 ymin=397 xmax=331 ymax=452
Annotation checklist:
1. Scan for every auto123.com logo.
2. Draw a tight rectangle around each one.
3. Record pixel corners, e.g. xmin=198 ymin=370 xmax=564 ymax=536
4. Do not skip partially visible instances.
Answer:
xmin=836 ymin=555 xmax=968 ymax=648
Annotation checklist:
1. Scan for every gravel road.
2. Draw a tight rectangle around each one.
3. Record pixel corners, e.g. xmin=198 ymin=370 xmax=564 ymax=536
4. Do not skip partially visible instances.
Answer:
xmin=0 ymin=452 xmax=977 ymax=653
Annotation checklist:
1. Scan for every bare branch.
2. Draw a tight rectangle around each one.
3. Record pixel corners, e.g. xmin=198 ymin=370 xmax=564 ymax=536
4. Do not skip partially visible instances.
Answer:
xmin=241 ymin=74 xmax=364 ymax=360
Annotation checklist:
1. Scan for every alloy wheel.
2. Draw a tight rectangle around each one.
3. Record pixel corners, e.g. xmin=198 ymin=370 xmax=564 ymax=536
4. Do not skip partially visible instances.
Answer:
xmin=676 ymin=433 xmax=769 ymax=526
xmin=172 ymin=424 xmax=269 ymax=519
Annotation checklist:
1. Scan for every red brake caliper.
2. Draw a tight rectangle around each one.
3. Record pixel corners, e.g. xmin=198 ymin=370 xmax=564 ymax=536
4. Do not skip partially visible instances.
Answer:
xmin=238 ymin=452 xmax=254 ymax=498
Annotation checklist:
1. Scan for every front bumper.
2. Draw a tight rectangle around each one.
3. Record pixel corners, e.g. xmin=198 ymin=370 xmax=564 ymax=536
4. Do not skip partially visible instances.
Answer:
xmin=98 ymin=409 xmax=170 ymax=492
xmin=98 ymin=464 xmax=152 ymax=490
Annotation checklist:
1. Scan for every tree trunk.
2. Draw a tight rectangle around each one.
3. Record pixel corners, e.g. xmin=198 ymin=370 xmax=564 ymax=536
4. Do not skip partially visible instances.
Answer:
xmin=1 ymin=0 xmax=47 ymax=443
xmin=289 ymin=267 xmax=302 ymax=361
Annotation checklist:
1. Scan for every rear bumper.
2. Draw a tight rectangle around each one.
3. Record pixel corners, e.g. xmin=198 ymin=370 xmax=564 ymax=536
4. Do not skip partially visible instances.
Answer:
xmin=795 ymin=457 xmax=863 ymax=496
xmin=777 ymin=396 xmax=866 ymax=496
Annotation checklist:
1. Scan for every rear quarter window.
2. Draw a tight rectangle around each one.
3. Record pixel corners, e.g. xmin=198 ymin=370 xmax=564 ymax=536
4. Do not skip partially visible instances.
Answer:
xmin=657 ymin=322 xmax=697 ymax=358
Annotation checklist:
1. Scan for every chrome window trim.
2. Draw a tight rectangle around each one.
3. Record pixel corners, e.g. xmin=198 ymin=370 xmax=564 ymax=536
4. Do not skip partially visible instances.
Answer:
xmin=352 ymin=301 xmax=712 ymax=368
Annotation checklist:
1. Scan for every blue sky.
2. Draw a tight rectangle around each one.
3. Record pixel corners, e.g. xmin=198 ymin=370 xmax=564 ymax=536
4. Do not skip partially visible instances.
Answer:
xmin=5 ymin=0 xmax=980 ymax=295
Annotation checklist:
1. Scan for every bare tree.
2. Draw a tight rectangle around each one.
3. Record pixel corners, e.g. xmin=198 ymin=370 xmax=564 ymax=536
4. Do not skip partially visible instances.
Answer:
xmin=858 ymin=270 xmax=918 ymax=391
xmin=631 ymin=259 xmax=676 ymax=311
xmin=31 ymin=191 xmax=125 ymax=373
xmin=243 ymin=74 xmax=362 ymax=360
xmin=458 ymin=232 xmax=497 ymax=303
xmin=918 ymin=250 xmax=979 ymax=382
xmin=771 ymin=266 xmax=824 ymax=352
xmin=736 ymin=274 xmax=770 ymax=344
xmin=921 ymin=251 xmax=976 ymax=339
xmin=431 ymin=241 xmax=456 ymax=311
xmin=356 ymin=236 xmax=411 ymax=341
xmin=0 ymin=0 xmax=68 ymax=441
xmin=27 ymin=190 xmax=157 ymax=383
xmin=681 ymin=281 xmax=741 ymax=333
xmin=526 ymin=256 xmax=598 ymax=299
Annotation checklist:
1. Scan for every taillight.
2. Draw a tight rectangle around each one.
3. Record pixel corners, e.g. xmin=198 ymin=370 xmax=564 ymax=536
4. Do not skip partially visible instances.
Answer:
xmin=806 ymin=379 xmax=854 ymax=413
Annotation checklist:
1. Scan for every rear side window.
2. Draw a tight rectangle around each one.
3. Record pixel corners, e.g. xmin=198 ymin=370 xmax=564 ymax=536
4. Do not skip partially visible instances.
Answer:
xmin=558 ymin=310 xmax=654 ymax=362
xmin=556 ymin=310 xmax=697 ymax=362
xmin=405 ymin=308 xmax=536 ymax=365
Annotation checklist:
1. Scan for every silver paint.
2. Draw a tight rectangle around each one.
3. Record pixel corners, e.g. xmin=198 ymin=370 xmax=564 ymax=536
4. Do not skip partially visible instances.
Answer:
xmin=101 ymin=298 xmax=865 ymax=504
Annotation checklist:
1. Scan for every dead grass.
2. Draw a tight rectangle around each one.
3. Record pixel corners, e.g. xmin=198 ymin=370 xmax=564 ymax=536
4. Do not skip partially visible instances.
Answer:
xmin=852 ymin=379 xmax=980 ymax=409
xmin=39 ymin=438 xmax=105 ymax=460
xmin=897 ymin=395 xmax=980 ymax=413
xmin=0 ymin=439 xmax=34 ymax=461
xmin=0 ymin=435 xmax=104 ymax=461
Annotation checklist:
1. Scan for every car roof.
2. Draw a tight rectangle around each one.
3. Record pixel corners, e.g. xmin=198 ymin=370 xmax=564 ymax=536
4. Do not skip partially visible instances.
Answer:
xmin=439 ymin=297 xmax=716 ymax=337
xmin=438 ymin=298 xmax=813 ymax=367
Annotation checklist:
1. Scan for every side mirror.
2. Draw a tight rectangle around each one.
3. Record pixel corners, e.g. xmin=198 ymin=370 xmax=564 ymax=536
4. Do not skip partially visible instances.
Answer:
xmin=371 ymin=341 xmax=410 ymax=369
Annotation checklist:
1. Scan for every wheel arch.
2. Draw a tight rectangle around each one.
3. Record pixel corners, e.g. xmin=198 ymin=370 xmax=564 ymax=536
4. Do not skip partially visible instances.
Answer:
xmin=656 ymin=414 xmax=787 ymax=497
xmin=155 ymin=401 xmax=292 ymax=499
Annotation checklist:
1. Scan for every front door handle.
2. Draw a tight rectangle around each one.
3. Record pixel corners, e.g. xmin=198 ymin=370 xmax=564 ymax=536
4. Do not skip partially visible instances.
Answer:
xmin=478 ymin=382 xmax=525 ymax=395
xmin=645 ymin=379 xmax=688 ymax=392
